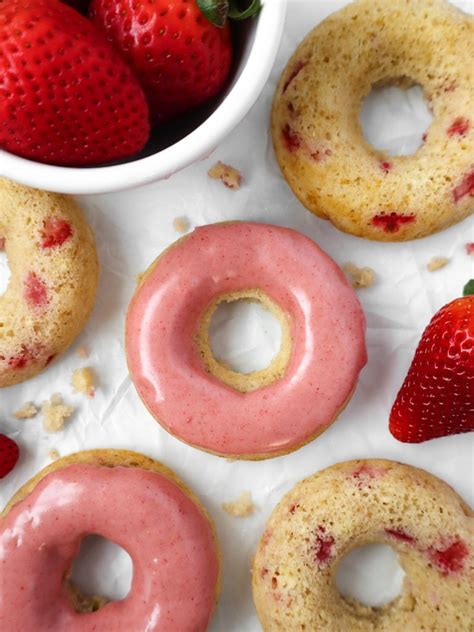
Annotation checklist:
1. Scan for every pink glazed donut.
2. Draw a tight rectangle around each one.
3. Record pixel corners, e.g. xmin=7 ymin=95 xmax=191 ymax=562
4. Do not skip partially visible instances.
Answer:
xmin=0 ymin=450 xmax=220 ymax=632
xmin=126 ymin=223 xmax=367 ymax=459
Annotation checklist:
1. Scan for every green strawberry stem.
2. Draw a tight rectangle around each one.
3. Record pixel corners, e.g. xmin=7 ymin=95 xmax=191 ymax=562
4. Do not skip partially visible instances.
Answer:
xmin=197 ymin=0 xmax=262 ymax=27
xmin=463 ymin=279 xmax=474 ymax=296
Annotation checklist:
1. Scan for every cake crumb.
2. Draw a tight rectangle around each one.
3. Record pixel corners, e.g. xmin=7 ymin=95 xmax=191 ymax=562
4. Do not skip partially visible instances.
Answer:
xmin=208 ymin=161 xmax=242 ymax=190
xmin=136 ymin=272 xmax=144 ymax=286
xmin=76 ymin=346 xmax=88 ymax=359
xmin=342 ymin=262 xmax=375 ymax=289
xmin=172 ymin=216 xmax=190 ymax=234
xmin=49 ymin=448 xmax=60 ymax=460
xmin=465 ymin=243 xmax=474 ymax=256
xmin=66 ymin=581 xmax=109 ymax=613
xmin=13 ymin=402 xmax=38 ymax=420
xmin=42 ymin=394 xmax=74 ymax=433
xmin=222 ymin=491 xmax=256 ymax=517
xmin=427 ymin=256 xmax=449 ymax=272
xmin=72 ymin=367 xmax=95 ymax=398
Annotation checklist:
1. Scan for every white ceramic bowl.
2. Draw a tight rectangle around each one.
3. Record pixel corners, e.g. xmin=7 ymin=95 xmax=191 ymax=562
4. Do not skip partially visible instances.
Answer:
xmin=0 ymin=0 xmax=286 ymax=195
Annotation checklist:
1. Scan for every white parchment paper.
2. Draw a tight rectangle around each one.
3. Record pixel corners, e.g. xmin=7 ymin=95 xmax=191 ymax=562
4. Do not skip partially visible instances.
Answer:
xmin=1 ymin=2 xmax=473 ymax=630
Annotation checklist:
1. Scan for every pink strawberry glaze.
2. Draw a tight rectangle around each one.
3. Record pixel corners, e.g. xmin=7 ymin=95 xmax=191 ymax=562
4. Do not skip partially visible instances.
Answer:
xmin=125 ymin=223 xmax=367 ymax=456
xmin=0 ymin=464 xmax=219 ymax=632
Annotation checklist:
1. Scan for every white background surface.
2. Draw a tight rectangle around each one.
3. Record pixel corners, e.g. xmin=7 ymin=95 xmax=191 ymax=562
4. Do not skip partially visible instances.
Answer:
xmin=1 ymin=1 xmax=473 ymax=630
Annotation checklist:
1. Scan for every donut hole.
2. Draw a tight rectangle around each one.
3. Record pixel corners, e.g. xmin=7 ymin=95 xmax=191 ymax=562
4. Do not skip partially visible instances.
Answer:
xmin=196 ymin=290 xmax=292 ymax=393
xmin=360 ymin=80 xmax=433 ymax=156
xmin=336 ymin=544 xmax=405 ymax=609
xmin=68 ymin=534 xmax=133 ymax=613
xmin=0 ymin=240 xmax=10 ymax=296
xmin=210 ymin=299 xmax=282 ymax=372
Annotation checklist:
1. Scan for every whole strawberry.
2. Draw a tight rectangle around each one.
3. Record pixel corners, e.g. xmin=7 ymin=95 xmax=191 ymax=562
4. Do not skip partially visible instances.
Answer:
xmin=0 ymin=0 xmax=150 ymax=166
xmin=0 ymin=434 xmax=19 ymax=479
xmin=89 ymin=0 xmax=234 ymax=125
xmin=390 ymin=281 xmax=474 ymax=443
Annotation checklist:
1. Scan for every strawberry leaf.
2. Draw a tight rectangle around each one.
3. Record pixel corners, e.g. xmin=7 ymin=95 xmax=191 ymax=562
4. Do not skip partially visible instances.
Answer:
xmin=197 ymin=0 xmax=229 ymax=27
xmin=228 ymin=0 xmax=262 ymax=20
xmin=463 ymin=279 xmax=474 ymax=296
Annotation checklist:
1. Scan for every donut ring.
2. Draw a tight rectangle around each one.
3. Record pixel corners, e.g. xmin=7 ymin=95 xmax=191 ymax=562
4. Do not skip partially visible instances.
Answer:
xmin=126 ymin=222 xmax=366 ymax=460
xmin=272 ymin=0 xmax=474 ymax=241
xmin=0 ymin=178 xmax=98 ymax=387
xmin=253 ymin=459 xmax=474 ymax=631
xmin=0 ymin=449 xmax=220 ymax=632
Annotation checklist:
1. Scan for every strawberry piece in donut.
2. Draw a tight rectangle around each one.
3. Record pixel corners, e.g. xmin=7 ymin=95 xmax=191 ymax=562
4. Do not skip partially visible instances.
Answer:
xmin=41 ymin=217 xmax=73 ymax=249
xmin=272 ymin=0 xmax=474 ymax=240
xmin=0 ymin=178 xmax=98 ymax=388
xmin=253 ymin=460 xmax=473 ymax=630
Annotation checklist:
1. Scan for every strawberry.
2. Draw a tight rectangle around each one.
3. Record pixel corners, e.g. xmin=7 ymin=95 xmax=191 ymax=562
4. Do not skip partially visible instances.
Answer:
xmin=0 ymin=0 xmax=150 ymax=166
xmin=0 ymin=434 xmax=19 ymax=479
xmin=89 ymin=0 xmax=237 ymax=126
xmin=390 ymin=281 xmax=474 ymax=443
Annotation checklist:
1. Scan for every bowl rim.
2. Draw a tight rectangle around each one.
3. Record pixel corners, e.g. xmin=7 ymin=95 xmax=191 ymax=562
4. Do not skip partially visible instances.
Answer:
xmin=0 ymin=0 xmax=287 ymax=195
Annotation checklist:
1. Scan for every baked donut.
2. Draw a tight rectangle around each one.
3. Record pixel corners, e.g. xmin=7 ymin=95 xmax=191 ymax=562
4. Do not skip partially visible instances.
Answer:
xmin=0 ymin=178 xmax=98 ymax=387
xmin=272 ymin=0 xmax=474 ymax=241
xmin=253 ymin=459 xmax=474 ymax=631
xmin=0 ymin=449 xmax=220 ymax=632
xmin=126 ymin=222 xmax=366 ymax=459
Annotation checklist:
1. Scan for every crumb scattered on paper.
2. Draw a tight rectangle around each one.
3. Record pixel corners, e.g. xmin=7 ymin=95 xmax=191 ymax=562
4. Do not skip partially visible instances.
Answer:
xmin=13 ymin=402 xmax=38 ymax=420
xmin=222 ymin=491 xmax=256 ymax=517
xmin=42 ymin=394 xmax=74 ymax=433
xmin=72 ymin=367 xmax=95 ymax=398
xmin=342 ymin=262 xmax=375 ymax=289
xmin=465 ymin=243 xmax=474 ymax=256
xmin=173 ymin=216 xmax=190 ymax=234
xmin=76 ymin=346 xmax=88 ymax=359
xmin=49 ymin=448 xmax=60 ymax=460
xmin=208 ymin=161 xmax=242 ymax=190
xmin=427 ymin=256 xmax=449 ymax=272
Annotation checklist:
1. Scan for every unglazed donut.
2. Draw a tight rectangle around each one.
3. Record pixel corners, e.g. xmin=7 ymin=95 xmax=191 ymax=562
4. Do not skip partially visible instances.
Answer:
xmin=253 ymin=459 xmax=474 ymax=631
xmin=0 ymin=178 xmax=98 ymax=387
xmin=126 ymin=222 xmax=366 ymax=459
xmin=272 ymin=0 xmax=474 ymax=241
xmin=0 ymin=449 xmax=220 ymax=632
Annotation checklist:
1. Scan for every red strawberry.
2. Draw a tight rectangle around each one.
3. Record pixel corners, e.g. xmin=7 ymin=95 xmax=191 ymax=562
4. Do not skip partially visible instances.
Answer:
xmin=0 ymin=434 xmax=19 ymax=479
xmin=0 ymin=0 xmax=150 ymax=166
xmin=89 ymin=0 xmax=233 ymax=126
xmin=390 ymin=281 xmax=474 ymax=443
